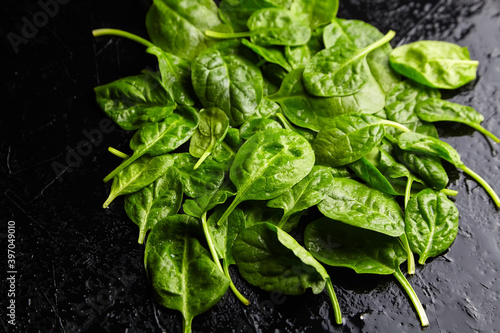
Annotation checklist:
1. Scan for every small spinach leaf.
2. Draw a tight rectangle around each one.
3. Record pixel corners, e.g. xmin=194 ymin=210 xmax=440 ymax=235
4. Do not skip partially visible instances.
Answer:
xmin=405 ymin=189 xmax=459 ymax=264
xmin=241 ymin=39 xmax=292 ymax=71
xmin=103 ymin=154 xmax=174 ymax=208
xmin=124 ymin=168 xmax=182 ymax=244
xmin=390 ymin=40 xmax=478 ymax=89
xmin=189 ymin=108 xmax=230 ymax=170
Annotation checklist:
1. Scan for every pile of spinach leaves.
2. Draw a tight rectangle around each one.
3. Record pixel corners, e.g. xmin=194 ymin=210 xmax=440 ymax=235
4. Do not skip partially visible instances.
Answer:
xmin=92 ymin=0 xmax=499 ymax=331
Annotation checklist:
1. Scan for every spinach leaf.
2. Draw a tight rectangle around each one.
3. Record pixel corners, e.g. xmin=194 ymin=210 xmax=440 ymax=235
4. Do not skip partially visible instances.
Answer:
xmin=103 ymin=105 xmax=199 ymax=182
xmin=103 ymin=154 xmax=174 ymax=208
xmin=285 ymin=27 xmax=324 ymax=69
xmin=323 ymin=19 xmax=400 ymax=94
xmin=171 ymin=153 xmax=228 ymax=199
xmin=144 ymin=215 xmax=230 ymax=333
xmin=94 ymin=73 xmax=176 ymax=131
xmin=146 ymin=0 xmax=228 ymax=60
xmin=189 ymin=108 xmax=230 ymax=170
xmin=191 ymin=42 xmax=264 ymax=126
xmin=397 ymin=132 xmax=500 ymax=206
xmin=348 ymin=157 xmax=401 ymax=196
xmin=216 ymin=128 xmax=315 ymax=227
xmin=183 ymin=184 xmax=237 ymax=219
xmin=390 ymin=40 xmax=478 ymax=89
xmin=317 ymin=177 xmax=405 ymax=237
xmin=233 ymin=222 xmax=342 ymax=324
xmin=313 ymin=114 xmax=385 ymax=167
xmin=206 ymin=8 xmax=312 ymax=46
xmin=146 ymin=46 xmax=197 ymax=106
xmin=405 ymin=189 xmax=459 ymax=264
xmin=395 ymin=148 xmax=449 ymax=191
xmin=303 ymin=30 xmax=395 ymax=97
xmin=385 ymin=80 xmax=440 ymax=136
xmin=267 ymin=165 xmax=335 ymax=229
xmin=415 ymin=98 xmax=500 ymax=143
xmin=241 ymin=39 xmax=292 ymax=71
xmin=269 ymin=68 xmax=385 ymax=132
xmin=124 ymin=168 xmax=182 ymax=244
xmin=304 ymin=218 xmax=429 ymax=326
xmin=239 ymin=117 xmax=283 ymax=139
xmin=219 ymin=0 xmax=255 ymax=32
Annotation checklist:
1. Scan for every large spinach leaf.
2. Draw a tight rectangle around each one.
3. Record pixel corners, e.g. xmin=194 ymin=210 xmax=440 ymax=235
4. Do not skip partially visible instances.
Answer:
xmin=144 ymin=215 xmax=230 ymax=333
xmin=94 ymin=73 xmax=176 ymax=131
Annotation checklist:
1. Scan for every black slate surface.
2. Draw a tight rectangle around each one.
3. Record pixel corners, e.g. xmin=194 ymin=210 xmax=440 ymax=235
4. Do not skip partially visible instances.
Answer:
xmin=1 ymin=0 xmax=499 ymax=332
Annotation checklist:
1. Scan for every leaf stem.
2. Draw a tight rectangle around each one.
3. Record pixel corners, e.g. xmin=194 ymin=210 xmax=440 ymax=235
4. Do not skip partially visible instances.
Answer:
xmin=404 ymin=175 xmax=414 ymax=209
xmin=468 ymin=123 xmax=500 ymax=143
xmin=399 ymin=234 xmax=415 ymax=275
xmin=358 ymin=30 xmax=396 ymax=58
xmin=224 ymin=261 xmax=250 ymax=305
xmin=393 ymin=268 xmax=429 ymax=327
xmin=193 ymin=150 xmax=212 ymax=170
xmin=378 ymin=120 xmax=412 ymax=133
xmin=205 ymin=30 xmax=252 ymax=39
xmin=183 ymin=317 xmax=192 ymax=333
xmin=103 ymin=153 xmax=139 ymax=183
xmin=201 ymin=213 xmax=224 ymax=273
xmin=216 ymin=193 xmax=242 ymax=227
xmin=108 ymin=147 xmax=130 ymax=159
xmin=326 ymin=277 xmax=343 ymax=325
xmin=276 ymin=113 xmax=295 ymax=132
xmin=441 ymin=188 xmax=458 ymax=197
xmin=92 ymin=28 xmax=155 ymax=48
xmin=458 ymin=164 xmax=500 ymax=207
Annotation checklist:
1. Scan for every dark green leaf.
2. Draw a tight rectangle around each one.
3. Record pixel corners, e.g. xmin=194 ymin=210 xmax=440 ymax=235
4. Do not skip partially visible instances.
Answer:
xmin=239 ymin=117 xmax=283 ymax=139
xmin=405 ymin=189 xmax=459 ymax=264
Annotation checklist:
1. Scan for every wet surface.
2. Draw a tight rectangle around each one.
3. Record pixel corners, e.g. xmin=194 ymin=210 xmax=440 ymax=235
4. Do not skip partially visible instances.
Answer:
xmin=1 ymin=0 xmax=499 ymax=332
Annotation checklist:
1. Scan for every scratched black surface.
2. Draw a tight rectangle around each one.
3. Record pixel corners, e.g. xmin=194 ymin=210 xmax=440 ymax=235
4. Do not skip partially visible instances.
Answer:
xmin=1 ymin=0 xmax=499 ymax=332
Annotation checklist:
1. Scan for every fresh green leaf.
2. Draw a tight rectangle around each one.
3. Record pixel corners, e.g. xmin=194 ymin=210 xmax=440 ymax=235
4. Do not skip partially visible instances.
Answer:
xmin=103 ymin=154 xmax=174 ymax=208
xmin=94 ymin=73 xmax=176 ymax=130
xmin=124 ymin=168 xmax=183 ymax=244
xmin=390 ymin=40 xmax=478 ymax=89
xmin=144 ymin=215 xmax=230 ymax=333
xmin=318 ymin=177 xmax=405 ymax=237
xmin=241 ymin=39 xmax=292 ymax=71
xmin=239 ymin=117 xmax=283 ymax=139
xmin=405 ymin=189 xmax=459 ymax=264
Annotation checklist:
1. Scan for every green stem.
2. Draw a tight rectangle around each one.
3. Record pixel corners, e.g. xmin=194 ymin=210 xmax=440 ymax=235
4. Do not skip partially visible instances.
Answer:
xmin=201 ymin=213 xmax=224 ymax=273
xmin=92 ymin=28 xmax=155 ymax=48
xmin=193 ymin=150 xmax=212 ymax=170
xmin=276 ymin=113 xmax=296 ymax=132
xmin=205 ymin=30 xmax=252 ymax=39
xmin=277 ymin=213 xmax=291 ymax=229
xmin=103 ymin=153 xmax=139 ymax=183
xmin=399 ymin=234 xmax=415 ymax=275
xmin=215 ymin=193 xmax=243 ymax=227
xmin=358 ymin=30 xmax=396 ymax=58
xmin=183 ymin=317 xmax=192 ymax=333
xmin=468 ymin=123 xmax=500 ymax=143
xmin=393 ymin=268 xmax=429 ymax=327
xmin=458 ymin=164 xmax=500 ymax=207
xmin=108 ymin=147 xmax=130 ymax=159
xmin=441 ymin=188 xmax=458 ymax=197
xmin=378 ymin=120 xmax=412 ymax=133
xmin=224 ymin=261 xmax=250 ymax=306
xmin=404 ymin=175 xmax=414 ymax=209
xmin=326 ymin=277 xmax=343 ymax=325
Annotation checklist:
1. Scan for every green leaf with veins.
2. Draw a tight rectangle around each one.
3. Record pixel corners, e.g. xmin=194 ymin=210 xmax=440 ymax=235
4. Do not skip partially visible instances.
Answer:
xmin=318 ymin=177 xmax=405 ymax=237
xmin=189 ymin=108 xmax=230 ymax=170
xmin=124 ymin=168 xmax=182 ymax=244
xmin=144 ymin=215 xmax=230 ymax=333
xmin=405 ymin=189 xmax=459 ymax=264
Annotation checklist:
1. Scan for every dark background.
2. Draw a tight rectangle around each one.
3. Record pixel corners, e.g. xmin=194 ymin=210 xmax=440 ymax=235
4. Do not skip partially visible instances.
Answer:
xmin=1 ymin=0 xmax=499 ymax=332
